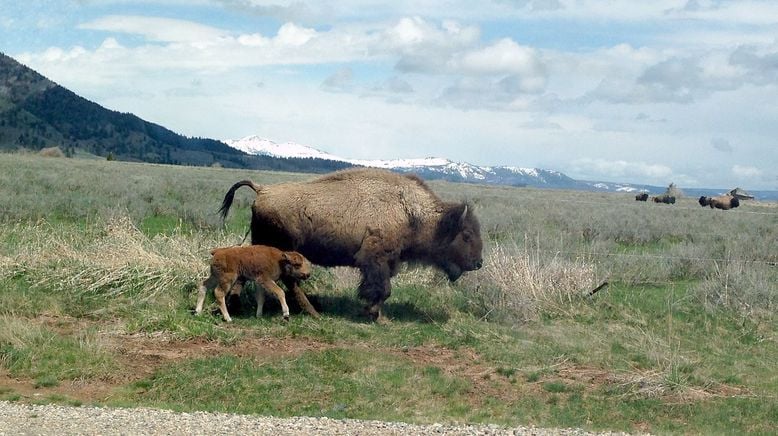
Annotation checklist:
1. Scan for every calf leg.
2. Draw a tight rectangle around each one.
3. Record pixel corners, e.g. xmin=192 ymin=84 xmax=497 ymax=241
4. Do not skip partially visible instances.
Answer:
xmin=215 ymin=276 xmax=239 ymax=322
xmin=282 ymin=277 xmax=319 ymax=318
xmin=259 ymin=279 xmax=290 ymax=321
xmin=254 ymin=287 xmax=266 ymax=318
xmin=195 ymin=275 xmax=216 ymax=315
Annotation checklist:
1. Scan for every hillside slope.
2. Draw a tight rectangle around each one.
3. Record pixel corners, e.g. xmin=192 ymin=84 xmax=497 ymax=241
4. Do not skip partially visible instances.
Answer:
xmin=0 ymin=52 xmax=351 ymax=173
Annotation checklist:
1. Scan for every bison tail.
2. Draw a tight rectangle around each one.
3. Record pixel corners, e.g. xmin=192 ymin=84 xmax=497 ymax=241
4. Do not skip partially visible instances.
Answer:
xmin=219 ymin=180 xmax=262 ymax=221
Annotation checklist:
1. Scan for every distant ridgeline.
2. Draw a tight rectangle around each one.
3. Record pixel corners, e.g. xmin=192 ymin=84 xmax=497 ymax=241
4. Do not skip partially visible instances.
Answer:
xmin=0 ymin=52 xmax=352 ymax=173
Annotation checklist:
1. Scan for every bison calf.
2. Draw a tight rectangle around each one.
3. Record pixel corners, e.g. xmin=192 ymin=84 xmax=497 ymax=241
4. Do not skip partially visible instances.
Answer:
xmin=195 ymin=245 xmax=314 ymax=322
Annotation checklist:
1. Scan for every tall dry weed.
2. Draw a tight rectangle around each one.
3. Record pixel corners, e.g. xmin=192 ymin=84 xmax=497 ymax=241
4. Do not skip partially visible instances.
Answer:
xmin=1 ymin=216 xmax=235 ymax=304
xmin=461 ymin=238 xmax=598 ymax=322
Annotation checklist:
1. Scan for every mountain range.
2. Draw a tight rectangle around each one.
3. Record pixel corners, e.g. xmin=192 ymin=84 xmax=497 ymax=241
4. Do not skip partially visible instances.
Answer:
xmin=225 ymin=135 xmax=590 ymax=190
xmin=1 ymin=51 xmax=775 ymax=200
xmin=226 ymin=136 xmax=770 ymax=199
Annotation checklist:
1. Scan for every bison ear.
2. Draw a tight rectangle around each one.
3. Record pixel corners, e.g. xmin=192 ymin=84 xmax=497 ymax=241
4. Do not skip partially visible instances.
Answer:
xmin=437 ymin=203 xmax=468 ymax=241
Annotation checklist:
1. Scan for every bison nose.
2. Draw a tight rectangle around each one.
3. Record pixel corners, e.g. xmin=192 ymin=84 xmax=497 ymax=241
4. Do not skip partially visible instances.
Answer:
xmin=475 ymin=260 xmax=483 ymax=270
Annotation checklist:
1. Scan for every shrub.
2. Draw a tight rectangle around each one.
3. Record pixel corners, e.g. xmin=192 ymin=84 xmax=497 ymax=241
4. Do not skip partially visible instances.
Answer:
xmin=459 ymin=239 xmax=597 ymax=322
xmin=38 ymin=146 xmax=64 ymax=158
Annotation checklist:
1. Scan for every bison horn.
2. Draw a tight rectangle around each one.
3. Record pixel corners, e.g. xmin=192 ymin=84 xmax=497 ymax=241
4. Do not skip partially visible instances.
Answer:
xmin=460 ymin=205 xmax=468 ymax=226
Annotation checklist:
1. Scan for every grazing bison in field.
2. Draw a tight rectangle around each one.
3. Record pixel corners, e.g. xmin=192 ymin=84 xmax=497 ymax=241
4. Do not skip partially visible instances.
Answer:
xmin=635 ymin=193 xmax=649 ymax=201
xmin=652 ymin=195 xmax=676 ymax=204
xmin=195 ymin=245 xmax=315 ymax=322
xmin=219 ymin=168 xmax=484 ymax=322
xmin=698 ymin=195 xmax=740 ymax=210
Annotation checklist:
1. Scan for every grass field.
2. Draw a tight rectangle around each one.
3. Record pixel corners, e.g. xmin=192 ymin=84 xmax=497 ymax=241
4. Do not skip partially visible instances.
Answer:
xmin=1 ymin=153 xmax=777 ymax=434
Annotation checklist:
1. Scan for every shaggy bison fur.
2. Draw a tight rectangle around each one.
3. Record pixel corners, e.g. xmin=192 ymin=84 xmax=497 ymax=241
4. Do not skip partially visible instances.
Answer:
xmin=195 ymin=245 xmax=314 ymax=322
xmin=635 ymin=193 xmax=649 ymax=201
xmin=219 ymin=168 xmax=484 ymax=322
xmin=698 ymin=195 xmax=740 ymax=210
xmin=652 ymin=195 xmax=676 ymax=204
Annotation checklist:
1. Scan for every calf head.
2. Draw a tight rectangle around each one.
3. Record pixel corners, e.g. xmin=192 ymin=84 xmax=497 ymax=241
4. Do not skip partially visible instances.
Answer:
xmin=435 ymin=204 xmax=484 ymax=281
xmin=281 ymin=251 xmax=312 ymax=280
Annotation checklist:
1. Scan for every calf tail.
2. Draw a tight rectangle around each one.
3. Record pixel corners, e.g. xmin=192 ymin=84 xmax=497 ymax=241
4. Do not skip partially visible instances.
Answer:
xmin=219 ymin=180 xmax=262 ymax=221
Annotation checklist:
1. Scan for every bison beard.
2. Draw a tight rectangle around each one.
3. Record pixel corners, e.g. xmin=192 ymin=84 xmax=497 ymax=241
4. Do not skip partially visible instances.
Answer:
xmin=219 ymin=168 xmax=484 ymax=322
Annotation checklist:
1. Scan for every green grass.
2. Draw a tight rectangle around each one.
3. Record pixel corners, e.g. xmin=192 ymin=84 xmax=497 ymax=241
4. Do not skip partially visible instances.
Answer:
xmin=114 ymin=349 xmax=477 ymax=421
xmin=1 ymin=153 xmax=777 ymax=434
xmin=0 ymin=318 xmax=117 ymax=383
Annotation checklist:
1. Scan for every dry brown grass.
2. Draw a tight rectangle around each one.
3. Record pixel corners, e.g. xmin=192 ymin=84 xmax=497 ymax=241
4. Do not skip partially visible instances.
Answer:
xmin=1 ymin=216 xmax=236 ymax=302
xmin=37 ymin=146 xmax=65 ymax=158
xmin=461 ymin=239 xmax=598 ymax=322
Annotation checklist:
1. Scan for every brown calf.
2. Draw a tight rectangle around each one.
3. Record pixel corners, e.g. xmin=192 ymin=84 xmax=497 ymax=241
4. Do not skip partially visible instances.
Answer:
xmin=195 ymin=245 xmax=317 ymax=322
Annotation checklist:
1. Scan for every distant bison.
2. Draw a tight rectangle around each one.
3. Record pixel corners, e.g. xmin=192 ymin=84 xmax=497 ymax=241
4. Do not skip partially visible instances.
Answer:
xmin=635 ymin=193 xmax=649 ymax=201
xmin=652 ymin=195 xmax=676 ymax=204
xmin=195 ymin=245 xmax=314 ymax=322
xmin=219 ymin=168 xmax=484 ymax=322
xmin=698 ymin=195 xmax=740 ymax=210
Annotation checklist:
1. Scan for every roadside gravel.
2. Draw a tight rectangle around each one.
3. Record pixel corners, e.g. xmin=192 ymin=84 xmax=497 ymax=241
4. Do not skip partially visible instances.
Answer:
xmin=0 ymin=401 xmax=638 ymax=435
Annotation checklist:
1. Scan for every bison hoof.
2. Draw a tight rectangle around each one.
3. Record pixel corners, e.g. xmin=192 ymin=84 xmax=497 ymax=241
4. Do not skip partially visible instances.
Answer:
xmin=282 ymin=315 xmax=290 ymax=323
xmin=364 ymin=305 xmax=389 ymax=324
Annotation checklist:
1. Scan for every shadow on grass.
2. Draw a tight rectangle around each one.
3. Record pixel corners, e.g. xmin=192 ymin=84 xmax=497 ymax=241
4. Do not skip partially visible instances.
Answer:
xmin=214 ymin=286 xmax=449 ymax=324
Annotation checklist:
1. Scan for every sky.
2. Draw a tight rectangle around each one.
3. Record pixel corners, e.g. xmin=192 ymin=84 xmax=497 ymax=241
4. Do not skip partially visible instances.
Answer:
xmin=2 ymin=0 xmax=778 ymax=190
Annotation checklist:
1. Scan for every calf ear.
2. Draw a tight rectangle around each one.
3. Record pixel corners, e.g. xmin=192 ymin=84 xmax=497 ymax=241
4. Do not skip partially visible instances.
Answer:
xmin=281 ymin=252 xmax=290 ymax=263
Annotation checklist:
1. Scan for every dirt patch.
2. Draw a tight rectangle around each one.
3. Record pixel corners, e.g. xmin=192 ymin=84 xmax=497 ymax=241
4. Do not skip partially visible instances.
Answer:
xmin=1 ymin=315 xmax=751 ymax=408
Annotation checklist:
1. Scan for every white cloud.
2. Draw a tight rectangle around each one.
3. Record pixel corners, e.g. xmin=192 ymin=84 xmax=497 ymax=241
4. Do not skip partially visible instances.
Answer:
xmin=732 ymin=165 xmax=763 ymax=178
xmin=8 ymin=2 xmax=778 ymax=189
xmin=321 ymin=67 xmax=354 ymax=91
xmin=457 ymin=38 xmax=545 ymax=80
xmin=78 ymin=15 xmax=228 ymax=43
xmin=570 ymin=158 xmax=674 ymax=181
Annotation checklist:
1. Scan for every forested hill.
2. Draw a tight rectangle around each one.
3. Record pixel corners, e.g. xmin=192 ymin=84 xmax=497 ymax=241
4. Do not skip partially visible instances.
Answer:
xmin=0 ymin=52 xmax=352 ymax=173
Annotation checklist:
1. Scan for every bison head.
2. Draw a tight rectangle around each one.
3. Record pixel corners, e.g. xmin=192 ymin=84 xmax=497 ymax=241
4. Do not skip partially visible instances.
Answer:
xmin=698 ymin=196 xmax=710 ymax=207
xmin=435 ymin=204 xmax=484 ymax=281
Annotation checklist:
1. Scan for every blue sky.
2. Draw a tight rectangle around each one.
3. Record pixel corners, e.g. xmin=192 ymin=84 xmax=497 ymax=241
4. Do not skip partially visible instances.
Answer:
xmin=2 ymin=0 xmax=778 ymax=190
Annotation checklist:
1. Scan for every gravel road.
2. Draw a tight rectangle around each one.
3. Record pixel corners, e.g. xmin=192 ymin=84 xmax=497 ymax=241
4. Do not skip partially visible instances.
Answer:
xmin=0 ymin=401 xmax=637 ymax=435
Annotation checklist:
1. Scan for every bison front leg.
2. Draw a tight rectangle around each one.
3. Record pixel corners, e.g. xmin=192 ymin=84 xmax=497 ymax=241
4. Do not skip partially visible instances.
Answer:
xmin=357 ymin=270 xmax=391 ymax=323
xmin=355 ymin=256 xmax=395 ymax=324
xmin=355 ymin=229 xmax=398 ymax=323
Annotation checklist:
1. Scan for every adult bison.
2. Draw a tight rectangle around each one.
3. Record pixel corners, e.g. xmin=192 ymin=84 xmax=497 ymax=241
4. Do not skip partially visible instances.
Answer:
xmin=652 ymin=194 xmax=676 ymax=204
xmin=635 ymin=193 xmax=649 ymax=201
xmin=218 ymin=168 xmax=484 ymax=322
xmin=699 ymin=195 xmax=740 ymax=210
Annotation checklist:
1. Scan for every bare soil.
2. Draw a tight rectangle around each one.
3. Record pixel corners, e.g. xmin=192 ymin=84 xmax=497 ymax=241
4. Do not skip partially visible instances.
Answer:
xmin=0 ymin=315 xmax=748 ymax=407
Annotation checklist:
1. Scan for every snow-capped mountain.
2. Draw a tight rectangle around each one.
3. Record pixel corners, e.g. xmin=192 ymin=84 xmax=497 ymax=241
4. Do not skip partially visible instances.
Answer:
xmin=225 ymin=135 xmax=339 ymax=161
xmin=225 ymin=135 xmax=581 ymax=188
xmin=225 ymin=135 xmax=693 ymax=194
